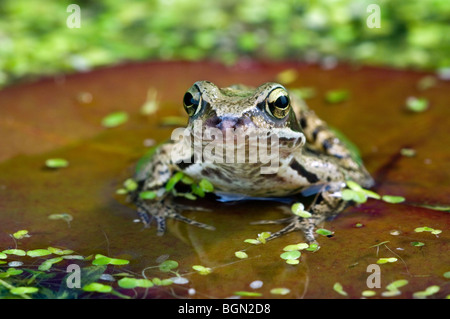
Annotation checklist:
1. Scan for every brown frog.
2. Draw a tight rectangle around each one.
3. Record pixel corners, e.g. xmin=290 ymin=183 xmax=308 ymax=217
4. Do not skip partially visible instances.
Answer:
xmin=127 ymin=81 xmax=374 ymax=243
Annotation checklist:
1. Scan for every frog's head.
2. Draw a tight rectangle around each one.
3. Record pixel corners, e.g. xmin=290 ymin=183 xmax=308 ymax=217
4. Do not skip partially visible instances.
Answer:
xmin=182 ymin=81 xmax=305 ymax=153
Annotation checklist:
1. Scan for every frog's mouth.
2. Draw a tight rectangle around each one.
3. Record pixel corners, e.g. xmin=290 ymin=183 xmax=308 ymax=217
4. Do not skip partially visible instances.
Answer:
xmin=187 ymin=116 xmax=304 ymax=158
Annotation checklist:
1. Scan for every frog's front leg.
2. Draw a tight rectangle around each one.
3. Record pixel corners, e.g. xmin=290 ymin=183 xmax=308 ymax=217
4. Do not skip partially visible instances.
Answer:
xmin=260 ymin=182 xmax=348 ymax=244
xmin=131 ymin=143 xmax=214 ymax=235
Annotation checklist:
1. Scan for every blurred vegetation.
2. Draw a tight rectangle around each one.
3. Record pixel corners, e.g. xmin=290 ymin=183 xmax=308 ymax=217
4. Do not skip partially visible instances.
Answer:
xmin=0 ymin=0 xmax=449 ymax=87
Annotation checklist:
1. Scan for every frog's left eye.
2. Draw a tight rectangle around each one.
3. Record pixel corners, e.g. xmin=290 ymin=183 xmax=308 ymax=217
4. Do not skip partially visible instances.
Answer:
xmin=265 ymin=88 xmax=290 ymax=119
xmin=183 ymin=87 xmax=202 ymax=117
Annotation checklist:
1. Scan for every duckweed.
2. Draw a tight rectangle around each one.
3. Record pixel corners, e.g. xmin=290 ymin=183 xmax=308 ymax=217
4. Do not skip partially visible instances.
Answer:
xmin=118 ymin=277 xmax=154 ymax=289
xmin=291 ymin=203 xmax=312 ymax=218
xmin=45 ymin=158 xmax=69 ymax=168
xmin=316 ymin=228 xmax=334 ymax=237
xmin=192 ymin=265 xmax=212 ymax=275
xmin=13 ymin=230 xmax=30 ymax=240
xmin=406 ymin=97 xmax=429 ymax=112
xmin=10 ymin=287 xmax=39 ymax=295
xmin=27 ymin=249 xmax=52 ymax=257
xmin=333 ymin=282 xmax=348 ymax=296
xmin=270 ymin=288 xmax=290 ymax=295
xmin=92 ymin=254 xmax=130 ymax=266
xmin=234 ymin=291 xmax=262 ymax=297
xmin=139 ymin=191 xmax=157 ymax=200
xmin=283 ymin=243 xmax=309 ymax=251
xmin=411 ymin=242 xmax=425 ymax=247
xmin=158 ymin=260 xmax=178 ymax=272
xmin=38 ymin=257 xmax=64 ymax=271
xmin=280 ymin=250 xmax=301 ymax=260
xmin=414 ymin=226 xmax=442 ymax=235
xmin=3 ymin=249 xmax=26 ymax=256
xmin=235 ymin=251 xmax=248 ymax=259
xmin=413 ymin=285 xmax=440 ymax=299
xmin=361 ymin=290 xmax=376 ymax=297
xmin=83 ymin=282 xmax=113 ymax=293
xmin=325 ymin=90 xmax=349 ymax=103
xmin=101 ymin=111 xmax=129 ymax=128
xmin=381 ymin=195 xmax=405 ymax=204
xmin=376 ymin=257 xmax=398 ymax=264
xmin=199 ymin=178 xmax=214 ymax=193
xmin=386 ymin=279 xmax=409 ymax=291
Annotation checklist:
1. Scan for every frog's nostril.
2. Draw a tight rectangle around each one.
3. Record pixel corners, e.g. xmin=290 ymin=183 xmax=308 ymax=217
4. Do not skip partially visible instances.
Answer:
xmin=216 ymin=117 xmax=239 ymax=130
xmin=205 ymin=116 xmax=222 ymax=128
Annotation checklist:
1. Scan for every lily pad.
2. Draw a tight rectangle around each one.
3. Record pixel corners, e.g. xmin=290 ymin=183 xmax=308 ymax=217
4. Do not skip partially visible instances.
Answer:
xmin=0 ymin=61 xmax=448 ymax=300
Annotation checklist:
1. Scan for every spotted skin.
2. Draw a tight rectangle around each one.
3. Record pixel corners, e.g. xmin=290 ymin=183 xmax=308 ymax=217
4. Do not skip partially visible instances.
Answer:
xmin=128 ymin=81 xmax=374 ymax=243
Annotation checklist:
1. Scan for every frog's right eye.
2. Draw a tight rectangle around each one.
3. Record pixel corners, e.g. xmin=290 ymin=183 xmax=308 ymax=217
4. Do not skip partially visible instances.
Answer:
xmin=183 ymin=89 xmax=202 ymax=117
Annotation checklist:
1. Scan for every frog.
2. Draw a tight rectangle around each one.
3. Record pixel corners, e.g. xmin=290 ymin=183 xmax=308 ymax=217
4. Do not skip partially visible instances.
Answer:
xmin=127 ymin=80 xmax=374 ymax=244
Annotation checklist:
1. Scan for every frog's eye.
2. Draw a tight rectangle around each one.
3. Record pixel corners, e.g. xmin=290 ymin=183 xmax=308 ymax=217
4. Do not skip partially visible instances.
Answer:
xmin=265 ymin=88 xmax=290 ymax=119
xmin=183 ymin=88 xmax=202 ymax=117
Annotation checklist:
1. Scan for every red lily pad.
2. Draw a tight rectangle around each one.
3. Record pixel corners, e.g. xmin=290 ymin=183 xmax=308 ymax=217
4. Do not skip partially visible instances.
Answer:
xmin=0 ymin=61 xmax=448 ymax=299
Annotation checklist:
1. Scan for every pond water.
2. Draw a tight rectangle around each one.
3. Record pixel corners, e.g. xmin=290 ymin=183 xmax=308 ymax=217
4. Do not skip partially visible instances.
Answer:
xmin=0 ymin=61 xmax=448 ymax=299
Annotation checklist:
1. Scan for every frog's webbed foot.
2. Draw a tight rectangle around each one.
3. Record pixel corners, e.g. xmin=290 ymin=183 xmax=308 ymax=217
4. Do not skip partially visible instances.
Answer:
xmin=135 ymin=199 xmax=215 ymax=236
xmin=253 ymin=183 xmax=349 ymax=244
xmin=252 ymin=216 xmax=320 ymax=244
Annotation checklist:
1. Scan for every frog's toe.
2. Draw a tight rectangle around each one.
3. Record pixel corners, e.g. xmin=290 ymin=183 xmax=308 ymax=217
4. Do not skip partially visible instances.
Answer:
xmin=170 ymin=212 xmax=216 ymax=231
xmin=258 ymin=216 xmax=319 ymax=244
xmin=135 ymin=200 xmax=214 ymax=234
xmin=250 ymin=217 xmax=293 ymax=225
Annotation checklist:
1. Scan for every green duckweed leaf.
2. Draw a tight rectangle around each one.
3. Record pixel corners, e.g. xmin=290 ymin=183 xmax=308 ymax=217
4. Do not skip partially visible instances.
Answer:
xmin=280 ymin=250 xmax=301 ymax=260
xmin=10 ymin=287 xmax=39 ymax=295
xmin=3 ymin=249 xmax=26 ymax=256
xmin=333 ymin=282 xmax=348 ymax=296
xmin=27 ymin=249 xmax=52 ymax=257
xmin=316 ymin=228 xmax=334 ymax=237
xmin=291 ymin=202 xmax=311 ymax=217
xmin=159 ymin=260 xmax=178 ymax=272
xmin=234 ymin=291 xmax=263 ymax=297
xmin=235 ymin=251 xmax=248 ymax=259
xmin=382 ymin=195 xmax=405 ymax=204
xmin=165 ymin=171 xmax=185 ymax=191
xmin=83 ymin=282 xmax=113 ymax=293
xmin=400 ymin=148 xmax=416 ymax=157
xmin=92 ymin=254 xmax=129 ymax=266
xmin=38 ymin=257 xmax=63 ymax=271
xmin=139 ymin=190 xmax=157 ymax=200
xmin=411 ymin=241 xmax=425 ymax=247
xmin=362 ymin=290 xmax=376 ymax=297
xmin=325 ymin=89 xmax=349 ymax=103
xmin=45 ymin=158 xmax=69 ymax=168
xmin=283 ymin=243 xmax=309 ymax=251
xmin=199 ymin=178 xmax=214 ymax=192
xmin=386 ymin=279 xmax=409 ymax=291
xmin=257 ymin=232 xmax=271 ymax=244
xmin=270 ymin=287 xmax=290 ymax=295
xmin=244 ymin=239 xmax=260 ymax=245
xmin=406 ymin=96 xmax=428 ymax=112
xmin=48 ymin=213 xmax=73 ymax=225
xmin=6 ymin=268 xmax=23 ymax=276
xmin=47 ymin=247 xmax=74 ymax=255
xmin=413 ymin=285 xmax=440 ymax=299
xmin=306 ymin=243 xmax=320 ymax=252
xmin=101 ymin=111 xmax=129 ymax=128
xmin=13 ymin=230 xmax=30 ymax=239
xmin=118 ymin=277 xmax=154 ymax=289
xmin=376 ymin=257 xmax=398 ymax=264
xmin=123 ymin=178 xmax=138 ymax=191
xmin=192 ymin=265 xmax=212 ymax=275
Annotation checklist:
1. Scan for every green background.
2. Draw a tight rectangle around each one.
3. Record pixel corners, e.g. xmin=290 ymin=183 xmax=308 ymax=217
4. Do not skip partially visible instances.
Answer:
xmin=1 ymin=0 xmax=449 ymax=87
